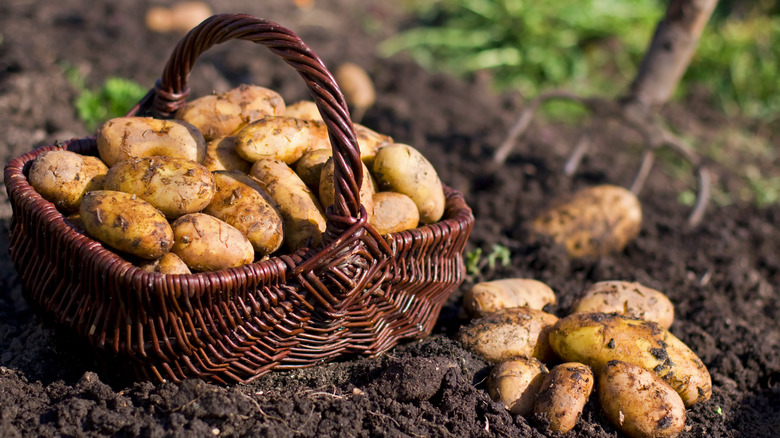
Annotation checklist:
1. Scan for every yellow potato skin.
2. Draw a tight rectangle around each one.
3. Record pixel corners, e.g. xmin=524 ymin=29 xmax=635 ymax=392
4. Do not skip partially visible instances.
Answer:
xmin=458 ymin=307 xmax=559 ymax=363
xmin=548 ymin=313 xmax=712 ymax=407
xmin=599 ymin=360 xmax=686 ymax=438
xmin=171 ymin=213 xmax=254 ymax=272
xmin=284 ymin=100 xmax=323 ymax=122
xmin=318 ymin=158 xmax=375 ymax=220
xmin=96 ymin=117 xmax=207 ymax=167
xmin=79 ymin=190 xmax=174 ymax=260
xmin=488 ymin=357 xmax=548 ymax=416
xmin=103 ymin=156 xmax=215 ymax=219
xmin=250 ymin=159 xmax=327 ymax=251
xmin=235 ymin=116 xmax=329 ymax=164
xmin=28 ymin=150 xmax=108 ymax=213
xmin=532 ymin=184 xmax=642 ymax=258
xmin=572 ymin=281 xmax=675 ymax=329
xmin=533 ymin=362 xmax=594 ymax=434
xmin=294 ymin=148 xmax=332 ymax=192
xmin=353 ymin=123 xmax=392 ymax=165
xmin=138 ymin=252 xmax=192 ymax=275
xmin=204 ymin=171 xmax=284 ymax=256
xmin=203 ymin=136 xmax=251 ymax=174
xmin=464 ymin=278 xmax=557 ymax=317
xmin=372 ymin=143 xmax=445 ymax=224
xmin=175 ymin=84 xmax=285 ymax=141
xmin=369 ymin=191 xmax=419 ymax=235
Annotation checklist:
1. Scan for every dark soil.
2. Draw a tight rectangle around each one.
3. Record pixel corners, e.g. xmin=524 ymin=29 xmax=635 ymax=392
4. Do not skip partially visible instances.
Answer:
xmin=1 ymin=1 xmax=779 ymax=437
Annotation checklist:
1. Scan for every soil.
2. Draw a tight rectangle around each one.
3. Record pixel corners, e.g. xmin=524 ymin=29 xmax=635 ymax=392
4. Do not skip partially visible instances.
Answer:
xmin=1 ymin=1 xmax=779 ymax=437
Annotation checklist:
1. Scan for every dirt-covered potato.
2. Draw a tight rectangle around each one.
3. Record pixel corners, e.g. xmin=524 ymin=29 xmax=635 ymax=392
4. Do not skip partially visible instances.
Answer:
xmin=171 ymin=213 xmax=254 ymax=271
xmin=175 ymin=84 xmax=285 ymax=141
xmin=354 ymin=123 xmax=392 ymax=165
xmin=533 ymin=362 xmax=594 ymax=434
xmin=488 ymin=357 xmax=548 ymax=416
xmin=599 ymin=360 xmax=686 ymax=438
xmin=318 ymin=157 xmax=375 ymax=218
xmin=250 ymin=159 xmax=327 ymax=251
xmin=235 ymin=116 xmax=330 ymax=164
xmin=103 ymin=156 xmax=215 ymax=219
xmin=548 ymin=312 xmax=712 ymax=407
xmin=532 ymin=184 xmax=642 ymax=259
xmin=369 ymin=191 xmax=419 ymax=235
xmin=137 ymin=252 xmax=192 ymax=275
xmin=203 ymin=136 xmax=252 ymax=174
xmin=294 ymin=148 xmax=332 ymax=192
xmin=28 ymin=150 xmax=108 ymax=213
xmin=97 ymin=117 xmax=207 ymax=167
xmin=572 ymin=281 xmax=675 ymax=329
xmin=204 ymin=171 xmax=284 ymax=256
xmin=284 ymin=100 xmax=323 ymax=121
xmin=372 ymin=143 xmax=445 ymax=224
xmin=79 ymin=190 xmax=174 ymax=259
xmin=458 ymin=307 xmax=559 ymax=363
xmin=463 ymin=278 xmax=557 ymax=317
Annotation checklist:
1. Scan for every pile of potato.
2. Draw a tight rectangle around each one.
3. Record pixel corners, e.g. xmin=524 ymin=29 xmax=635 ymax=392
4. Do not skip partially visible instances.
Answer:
xmin=458 ymin=279 xmax=711 ymax=438
xmin=28 ymin=84 xmax=446 ymax=274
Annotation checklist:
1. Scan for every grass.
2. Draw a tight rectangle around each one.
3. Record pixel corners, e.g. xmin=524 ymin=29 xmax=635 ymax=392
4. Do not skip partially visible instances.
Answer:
xmin=64 ymin=66 xmax=148 ymax=131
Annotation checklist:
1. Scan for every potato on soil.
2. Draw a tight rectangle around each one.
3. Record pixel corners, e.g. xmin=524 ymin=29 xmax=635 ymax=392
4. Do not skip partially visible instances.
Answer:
xmin=318 ymin=157 xmax=375 ymax=218
xmin=204 ymin=171 xmax=284 ymax=256
xmin=79 ymin=190 xmax=174 ymax=260
xmin=203 ymin=136 xmax=251 ymax=173
xmin=548 ymin=312 xmax=712 ymax=407
xmin=488 ymin=357 xmax=548 ymax=416
xmin=533 ymin=362 xmax=594 ymax=434
xmin=294 ymin=148 xmax=333 ymax=192
xmin=250 ymin=159 xmax=327 ymax=251
xmin=171 ymin=213 xmax=254 ymax=271
xmin=369 ymin=192 xmax=419 ymax=235
xmin=372 ymin=143 xmax=445 ymax=224
xmin=463 ymin=278 xmax=557 ymax=317
xmin=103 ymin=156 xmax=215 ymax=219
xmin=572 ymin=281 xmax=675 ymax=329
xmin=458 ymin=307 xmax=558 ymax=363
xmin=284 ymin=100 xmax=323 ymax=121
xmin=97 ymin=117 xmax=207 ymax=167
xmin=335 ymin=62 xmax=376 ymax=122
xmin=599 ymin=360 xmax=686 ymax=438
xmin=28 ymin=150 xmax=108 ymax=213
xmin=138 ymin=252 xmax=192 ymax=275
xmin=145 ymin=1 xmax=212 ymax=34
xmin=175 ymin=84 xmax=285 ymax=141
xmin=532 ymin=184 xmax=642 ymax=259
xmin=235 ymin=116 xmax=330 ymax=164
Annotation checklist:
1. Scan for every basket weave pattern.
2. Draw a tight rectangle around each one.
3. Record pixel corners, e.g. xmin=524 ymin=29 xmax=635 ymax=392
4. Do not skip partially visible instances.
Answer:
xmin=4 ymin=14 xmax=474 ymax=384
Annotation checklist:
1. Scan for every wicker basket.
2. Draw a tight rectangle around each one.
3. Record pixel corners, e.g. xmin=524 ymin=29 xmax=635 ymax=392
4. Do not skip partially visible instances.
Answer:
xmin=4 ymin=14 xmax=474 ymax=384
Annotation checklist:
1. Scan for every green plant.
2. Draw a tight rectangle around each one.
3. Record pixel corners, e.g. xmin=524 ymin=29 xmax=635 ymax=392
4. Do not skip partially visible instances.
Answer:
xmin=65 ymin=67 xmax=148 ymax=131
xmin=465 ymin=244 xmax=512 ymax=276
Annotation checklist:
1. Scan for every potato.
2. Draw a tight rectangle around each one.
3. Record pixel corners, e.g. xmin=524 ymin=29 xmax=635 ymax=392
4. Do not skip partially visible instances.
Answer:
xmin=294 ymin=148 xmax=333 ymax=192
xmin=335 ymin=63 xmax=376 ymax=122
xmin=175 ymin=84 xmax=285 ymax=141
xmin=572 ymin=281 xmax=675 ymax=329
xmin=548 ymin=312 xmax=712 ymax=406
xmin=204 ymin=171 xmax=284 ymax=256
xmin=79 ymin=190 xmax=174 ymax=260
xmin=458 ymin=307 xmax=558 ymax=363
xmin=103 ymin=156 xmax=215 ymax=219
xmin=138 ymin=252 xmax=192 ymax=275
xmin=145 ymin=2 xmax=213 ymax=33
xmin=354 ymin=123 xmax=392 ymax=165
xmin=533 ymin=362 xmax=594 ymax=434
xmin=284 ymin=100 xmax=323 ymax=121
xmin=235 ymin=116 xmax=331 ymax=164
xmin=463 ymin=278 xmax=557 ymax=317
xmin=488 ymin=357 xmax=548 ymax=416
xmin=532 ymin=184 xmax=642 ymax=258
xmin=28 ymin=150 xmax=108 ymax=213
xmin=250 ymin=159 xmax=327 ymax=251
xmin=369 ymin=192 xmax=419 ymax=235
xmin=372 ymin=143 xmax=445 ymax=224
xmin=599 ymin=360 xmax=686 ymax=438
xmin=318 ymin=157 xmax=375 ymax=219
xmin=97 ymin=117 xmax=207 ymax=167
xmin=171 ymin=213 xmax=254 ymax=271
xmin=203 ymin=136 xmax=251 ymax=173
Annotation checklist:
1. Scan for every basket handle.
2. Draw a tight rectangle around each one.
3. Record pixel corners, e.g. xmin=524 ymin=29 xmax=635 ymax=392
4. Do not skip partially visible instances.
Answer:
xmin=135 ymin=14 xmax=365 ymax=228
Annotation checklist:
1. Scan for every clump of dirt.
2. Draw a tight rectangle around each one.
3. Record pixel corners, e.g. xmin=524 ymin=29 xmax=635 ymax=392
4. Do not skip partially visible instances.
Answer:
xmin=1 ymin=1 xmax=779 ymax=437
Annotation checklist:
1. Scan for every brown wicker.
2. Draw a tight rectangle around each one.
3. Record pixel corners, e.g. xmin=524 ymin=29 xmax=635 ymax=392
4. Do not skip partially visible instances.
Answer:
xmin=4 ymin=14 xmax=474 ymax=384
